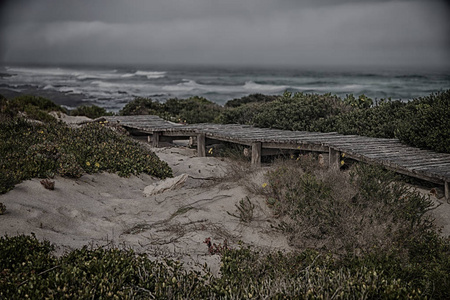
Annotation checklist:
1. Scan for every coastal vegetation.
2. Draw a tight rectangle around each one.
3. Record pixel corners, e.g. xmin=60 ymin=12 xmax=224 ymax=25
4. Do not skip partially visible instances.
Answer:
xmin=0 ymin=96 xmax=172 ymax=194
xmin=1 ymin=91 xmax=450 ymax=298
xmin=70 ymin=105 xmax=114 ymax=119
xmin=119 ymin=96 xmax=223 ymax=124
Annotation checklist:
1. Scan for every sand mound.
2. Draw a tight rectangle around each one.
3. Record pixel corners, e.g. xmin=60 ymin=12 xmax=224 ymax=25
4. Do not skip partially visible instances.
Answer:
xmin=0 ymin=146 xmax=290 ymax=275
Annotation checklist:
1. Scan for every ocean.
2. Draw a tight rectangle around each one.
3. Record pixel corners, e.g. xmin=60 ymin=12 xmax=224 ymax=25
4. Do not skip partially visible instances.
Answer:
xmin=1 ymin=64 xmax=449 ymax=112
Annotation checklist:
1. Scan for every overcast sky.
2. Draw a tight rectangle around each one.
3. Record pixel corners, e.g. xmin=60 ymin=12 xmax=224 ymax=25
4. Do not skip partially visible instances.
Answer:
xmin=1 ymin=0 xmax=449 ymax=69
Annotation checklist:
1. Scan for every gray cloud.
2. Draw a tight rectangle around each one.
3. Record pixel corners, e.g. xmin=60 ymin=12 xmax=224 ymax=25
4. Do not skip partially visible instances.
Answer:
xmin=1 ymin=0 xmax=449 ymax=69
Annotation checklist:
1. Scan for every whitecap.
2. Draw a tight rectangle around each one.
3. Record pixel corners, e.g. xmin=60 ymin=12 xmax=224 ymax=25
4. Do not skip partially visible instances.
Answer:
xmin=121 ymin=70 xmax=166 ymax=79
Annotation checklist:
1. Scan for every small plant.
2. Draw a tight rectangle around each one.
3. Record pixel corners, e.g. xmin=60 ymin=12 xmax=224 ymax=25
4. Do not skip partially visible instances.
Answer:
xmin=70 ymin=105 xmax=113 ymax=119
xmin=204 ymin=237 xmax=229 ymax=255
xmin=227 ymin=196 xmax=255 ymax=223
xmin=40 ymin=179 xmax=55 ymax=190
xmin=0 ymin=203 xmax=6 ymax=215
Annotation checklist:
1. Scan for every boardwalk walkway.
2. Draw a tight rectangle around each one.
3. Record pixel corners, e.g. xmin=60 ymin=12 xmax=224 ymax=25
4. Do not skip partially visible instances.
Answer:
xmin=104 ymin=115 xmax=450 ymax=200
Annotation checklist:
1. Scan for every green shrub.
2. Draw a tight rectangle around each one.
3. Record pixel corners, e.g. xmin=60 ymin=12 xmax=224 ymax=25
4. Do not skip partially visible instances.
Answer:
xmin=396 ymin=90 xmax=450 ymax=153
xmin=1 ymin=234 xmax=442 ymax=299
xmin=215 ymin=102 xmax=265 ymax=124
xmin=10 ymin=95 xmax=65 ymax=112
xmin=224 ymin=93 xmax=279 ymax=108
xmin=0 ymin=95 xmax=66 ymax=123
xmin=263 ymin=160 xmax=435 ymax=254
xmin=0 ymin=235 xmax=210 ymax=299
xmin=217 ymin=91 xmax=351 ymax=131
xmin=0 ymin=95 xmax=65 ymax=122
xmin=120 ymin=96 xmax=223 ymax=123
xmin=119 ymin=97 xmax=163 ymax=116
xmin=313 ymin=99 xmax=406 ymax=138
xmin=260 ymin=159 xmax=450 ymax=297
xmin=0 ymin=117 xmax=172 ymax=193
xmin=70 ymin=105 xmax=114 ymax=119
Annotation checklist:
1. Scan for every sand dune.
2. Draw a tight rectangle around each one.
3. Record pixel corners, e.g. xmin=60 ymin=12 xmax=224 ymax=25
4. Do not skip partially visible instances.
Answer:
xmin=1 ymin=146 xmax=292 ymax=275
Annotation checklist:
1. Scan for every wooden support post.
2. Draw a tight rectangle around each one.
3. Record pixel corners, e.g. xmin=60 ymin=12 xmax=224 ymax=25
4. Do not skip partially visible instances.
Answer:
xmin=152 ymin=132 xmax=161 ymax=147
xmin=197 ymin=134 xmax=206 ymax=157
xmin=189 ymin=136 xmax=197 ymax=147
xmin=445 ymin=181 xmax=449 ymax=203
xmin=251 ymin=142 xmax=262 ymax=166
xmin=329 ymin=148 xmax=341 ymax=169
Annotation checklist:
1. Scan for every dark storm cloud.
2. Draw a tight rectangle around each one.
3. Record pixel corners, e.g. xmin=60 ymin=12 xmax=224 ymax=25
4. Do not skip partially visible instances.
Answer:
xmin=1 ymin=0 xmax=449 ymax=69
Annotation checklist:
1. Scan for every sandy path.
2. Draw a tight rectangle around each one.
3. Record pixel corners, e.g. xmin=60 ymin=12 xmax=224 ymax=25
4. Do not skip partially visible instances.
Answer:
xmin=0 ymin=146 xmax=291 ymax=274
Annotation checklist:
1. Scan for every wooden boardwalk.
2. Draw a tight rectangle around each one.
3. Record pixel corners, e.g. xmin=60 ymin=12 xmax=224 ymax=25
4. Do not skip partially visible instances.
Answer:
xmin=104 ymin=115 xmax=450 ymax=200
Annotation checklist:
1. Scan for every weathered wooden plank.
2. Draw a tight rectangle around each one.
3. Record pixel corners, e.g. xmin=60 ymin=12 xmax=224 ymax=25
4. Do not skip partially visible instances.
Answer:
xmin=262 ymin=142 xmax=328 ymax=152
xmin=380 ymin=158 xmax=450 ymax=170
xmin=344 ymin=152 xmax=448 ymax=183
xmin=409 ymin=162 xmax=450 ymax=171
xmin=363 ymin=151 xmax=432 ymax=160
xmin=392 ymin=162 xmax=450 ymax=171
xmin=366 ymin=153 xmax=448 ymax=163
xmin=330 ymin=138 xmax=402 ymax=146
xmin=333 ymin=141 xmax=406 ymax=149
xmin=395 ymin=159 xmax=450 ymax=168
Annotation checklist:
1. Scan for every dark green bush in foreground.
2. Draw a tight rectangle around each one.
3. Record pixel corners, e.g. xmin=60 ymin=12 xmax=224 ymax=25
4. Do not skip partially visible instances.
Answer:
xmin=70 ymin=105 xmax=114 ymax=119
xmin=1 ymin=231 xmax=447 ymax=299
xmin=0 ymin=117 xmax=172 ymax=193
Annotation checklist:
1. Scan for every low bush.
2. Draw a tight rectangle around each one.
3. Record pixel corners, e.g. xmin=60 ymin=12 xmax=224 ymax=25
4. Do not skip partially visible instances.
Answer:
xmin=224 ymin=93 xmax=279 ymax=108
xmin=263 ymin=159 xmax=435 ymax=253
xmin=2 ymin=231 xmax=446 ymax=298
xmin=70 ymin=105 xmax=114 ymax=119
xmin=260 ymin=158 xmax=450 ymax=297
xmin=313 ymin=99 xmax=406 ymax=138
xmin=120 ymin=96 xmax=223 ymax=123
xmin=217 ymin=91 xmax=352 ymax=131
xmin=0 ymin=95 xmax=66 ymax=122
xmin=0 ymin=117 xmax=172 ymax=193
xmin=396 ymin=90 xmax=450 ymax=153
xmin=215 ymin=101 xmax=265 ymax=125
